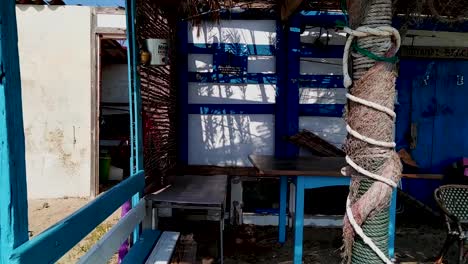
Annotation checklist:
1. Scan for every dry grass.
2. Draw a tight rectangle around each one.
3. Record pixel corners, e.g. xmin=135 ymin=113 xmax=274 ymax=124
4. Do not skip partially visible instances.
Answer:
xmin=28 ymin=198 xmax=121 ymax=264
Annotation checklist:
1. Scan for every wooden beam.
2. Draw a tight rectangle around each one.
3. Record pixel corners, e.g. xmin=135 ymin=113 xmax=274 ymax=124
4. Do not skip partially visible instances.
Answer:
xmin=145 ymin=231 xmax=180 ymax=264
xmin=0 ymin=2 xmax=29 ymax=263
xmin=9 ymin=171 xmax=145 ymax=264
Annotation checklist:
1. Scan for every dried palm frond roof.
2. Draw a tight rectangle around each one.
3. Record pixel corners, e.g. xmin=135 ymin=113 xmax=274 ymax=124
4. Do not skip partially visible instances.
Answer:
xmin=152 ymin=0 xmax=467 ymax=25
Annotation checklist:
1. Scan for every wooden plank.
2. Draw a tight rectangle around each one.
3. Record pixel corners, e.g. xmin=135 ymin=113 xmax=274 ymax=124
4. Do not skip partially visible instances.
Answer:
xmin=146 ymin=175 xmax=227 ymax=206
xmin=400 ymin=46 xmax=468 ymax=59
xmin=178 ymin=165 xmax=256 ymax=176
xmin=0 ymin=2 xmax=30 ymax=263
xmin=121 ymin=230 xmax=161 ymax=264
xmin=77 ymin=200 xmax=147 ymax=264
xmin=170 ymin=234 xmax=197 ymax=264
xmin=249 ymin=154 xmax=346 ymax=176
xmin=248 ymin=155 xmax=444 ymax=180
xmin=145 ymin=231 xmax=180 ymax=264
xmin=9 ymin=171 xmax=145 ymax=264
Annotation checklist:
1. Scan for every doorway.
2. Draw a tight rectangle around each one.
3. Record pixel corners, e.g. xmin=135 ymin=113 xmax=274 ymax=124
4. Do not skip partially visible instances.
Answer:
xmin=96 ymin=34 xmax=130 ymax=194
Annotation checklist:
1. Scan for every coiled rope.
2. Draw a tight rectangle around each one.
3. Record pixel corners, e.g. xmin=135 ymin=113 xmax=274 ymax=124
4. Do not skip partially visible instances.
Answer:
xmin=342 ymin=23 xmax=401 ymax=264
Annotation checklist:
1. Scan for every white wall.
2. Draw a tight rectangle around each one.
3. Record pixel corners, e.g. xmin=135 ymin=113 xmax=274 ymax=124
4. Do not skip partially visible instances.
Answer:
xmin=16 ymin=5 xmax=93 ymax=198
xmin=188 ymin=20 xmax=277 ymax=166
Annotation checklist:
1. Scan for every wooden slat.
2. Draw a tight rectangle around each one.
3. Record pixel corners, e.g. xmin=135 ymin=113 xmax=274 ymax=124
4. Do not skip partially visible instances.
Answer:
xmin=0 ymin=1 xmax=30 ymax=263
xmin=145 ymin=231 xmax=180 ymax=264
xmin=121 ymin=230 xmax=161 ymax=264
xmin=77 ymin=200 xmax=147 ymax=264
xmin=9 ymin=171 xmax=145 ymax=264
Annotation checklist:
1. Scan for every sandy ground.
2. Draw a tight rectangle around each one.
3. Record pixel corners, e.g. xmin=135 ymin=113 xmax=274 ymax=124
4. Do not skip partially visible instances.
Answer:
xmin=28 ymin=197 xmax=121 ymax=263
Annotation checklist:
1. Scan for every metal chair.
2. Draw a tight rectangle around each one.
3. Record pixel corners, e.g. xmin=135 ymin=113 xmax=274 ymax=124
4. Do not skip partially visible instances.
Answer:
xmin=434 ymin=185 xmax=468 ymax=264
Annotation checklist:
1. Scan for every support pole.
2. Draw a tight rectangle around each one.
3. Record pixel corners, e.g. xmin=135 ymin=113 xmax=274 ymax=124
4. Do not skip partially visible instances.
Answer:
xmin=342 ymin=0 xmax=402 ymax=263
xmin=0 ymin=2 xmax=29 ymax=263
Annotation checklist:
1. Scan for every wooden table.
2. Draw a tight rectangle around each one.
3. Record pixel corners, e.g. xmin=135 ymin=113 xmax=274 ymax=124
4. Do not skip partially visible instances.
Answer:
xmin=146 ymin=175 xmax=228 ymax=264
xmin=248 ymin=154 xmax=443 ymax=264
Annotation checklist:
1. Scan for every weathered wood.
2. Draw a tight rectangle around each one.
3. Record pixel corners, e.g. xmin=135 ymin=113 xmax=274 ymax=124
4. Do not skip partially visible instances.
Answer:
xmin=121 ymin=230 xmax=161 ymax=264
xmin=77 ymin=200 xmax=147 ymax=264
xmin=249 ymin=154 xmax=346 ymax=177
xmin=170 ymin=234 xmax=197 ymax=264
xmin=9 ymin=171 xmax=145 ymax=264
xmin=96 ymin=27 xmax=126 ymax=35
xmin=0 ymin=1 xmax=29 ymax=263
xmin=90 ymin=7 xmax=99 ymax=198
xmin=145 ymin=231 xmax=180 ymax=264
xmin=179 ymin=165 xmax=257 ymax=177
xmin=146 ymin=175 xmax=227 ymax=206
xmin=401 ymin=46 xmax=468 ymax=59
xmin=248 ymin=155 xmax=444 ymax=180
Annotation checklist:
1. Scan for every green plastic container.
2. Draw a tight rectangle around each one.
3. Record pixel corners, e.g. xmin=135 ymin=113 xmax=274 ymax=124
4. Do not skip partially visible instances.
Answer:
xmin=99 ymin=156 xmax=111 ymax=182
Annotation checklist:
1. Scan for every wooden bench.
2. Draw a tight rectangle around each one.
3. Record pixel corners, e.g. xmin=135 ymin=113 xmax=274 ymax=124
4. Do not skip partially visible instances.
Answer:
xmin=78 ymin=199 xmax=180 ymax=264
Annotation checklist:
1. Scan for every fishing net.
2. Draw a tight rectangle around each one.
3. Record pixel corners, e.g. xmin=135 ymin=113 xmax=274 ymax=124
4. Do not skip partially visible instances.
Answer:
xmin=341 ymin=0 xmax=403 ymax=263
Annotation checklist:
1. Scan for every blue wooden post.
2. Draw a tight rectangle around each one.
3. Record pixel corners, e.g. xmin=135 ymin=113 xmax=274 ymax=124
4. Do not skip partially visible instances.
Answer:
xmin=293 ymin=176 xmax=305 ymax=264
xmin=125 ymin=0 xmax=143 ymax=243
xmin=0 ymin=2 xmax=29 ymax=263
xmin=279 ymin=176 xmax=288 ymax=243
xmin=285 ymin=14 xmax=300 ymax=157
xmin=275 ymin=20 xmax=289 ymax=244
xmin=388 ymin=188 xmax=397 ymax=259
xmin=177 ymin=21 xmax=188 ymax=165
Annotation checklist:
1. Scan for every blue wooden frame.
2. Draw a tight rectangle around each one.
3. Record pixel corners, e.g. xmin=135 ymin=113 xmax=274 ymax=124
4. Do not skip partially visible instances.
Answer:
xmin=177 ymin=21 xmax=189 ymax=165
xmin=0 ymin=2 xmax=30 ymax=263
xmin=0 ymin=1 xmax=148 ymax=263
xmin=300 ymin=10 xmax=468 ymax=32
xmin=125 ymin=0 xmax=144 ymax=243
xmin=9 ymin=172 xmax=145 ymax=264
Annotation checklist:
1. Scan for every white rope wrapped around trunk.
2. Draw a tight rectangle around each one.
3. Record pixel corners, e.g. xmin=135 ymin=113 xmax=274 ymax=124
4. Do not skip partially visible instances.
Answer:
xmin=341 ymin=25 xmax=401 ymax=264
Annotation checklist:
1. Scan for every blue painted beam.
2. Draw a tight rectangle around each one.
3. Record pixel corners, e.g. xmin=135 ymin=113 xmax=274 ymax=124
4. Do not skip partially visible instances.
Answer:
xmin=299 ymin=11 xmax=468 ymax=32
xmin=285 ymin=14 xmax=301 ymax=157
xmin=188 ymin=43 xmax=275 ymax=56
xmin=9 ymin=171 xmax=145 ymax=264
xmin=300 ymin=44 xmax=344 ymax=58
xmin=299 ymin=75 xmax=344 ymax=88
xmin=299 ymin=104 xmax=344 ymax=117
xmin=177 ymin=21 xmax=189 ymax=165
xmin=186 ymin=104 xmax=344 ymax=117
xmin=188 ymin=104 xmax=274 ymax=115
xmin=0 ymin=2 xmax=30 ymax=263
xmin=275 ymin=20 xmax=288 ymax=158
xmin=125 ymin=0 xmax=143 ymax=243
xmin=121 ymin=230 xmax=161 ymax=264
xmin=188 ymin=72 xmax=277 ymax=84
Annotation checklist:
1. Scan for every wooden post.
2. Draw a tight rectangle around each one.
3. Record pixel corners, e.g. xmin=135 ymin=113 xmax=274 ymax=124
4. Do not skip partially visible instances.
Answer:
xmin=0 ymin=2 xmax=29 ymax=264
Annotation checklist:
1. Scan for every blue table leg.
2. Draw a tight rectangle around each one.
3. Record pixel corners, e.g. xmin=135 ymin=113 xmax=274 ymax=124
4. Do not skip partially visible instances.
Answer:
xmin=293 ymin=176 xmax=305 ymax=264
xmin=388 ymin=188 xmax=397 ymax=259
xmin=279 ymin=176 xmax=288 ymax=244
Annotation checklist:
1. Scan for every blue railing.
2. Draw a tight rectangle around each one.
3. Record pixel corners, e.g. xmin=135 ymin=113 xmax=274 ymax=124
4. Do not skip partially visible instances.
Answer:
xmin=8 ymin=171 xmax=145 ymax=264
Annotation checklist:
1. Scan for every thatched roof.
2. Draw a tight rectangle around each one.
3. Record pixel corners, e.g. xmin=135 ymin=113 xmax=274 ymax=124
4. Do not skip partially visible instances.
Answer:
xmin=153 ymin=0 xmax=467 ymax=24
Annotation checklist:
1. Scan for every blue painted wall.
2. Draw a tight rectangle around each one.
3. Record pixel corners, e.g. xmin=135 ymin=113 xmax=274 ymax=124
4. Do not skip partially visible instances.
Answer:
xmin=396 ymin=59 xmax=468 ymax=206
